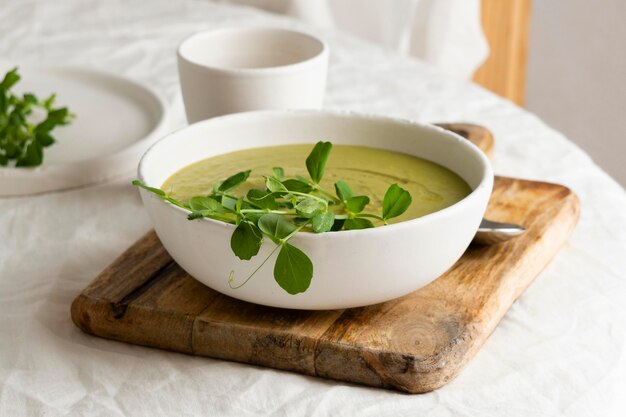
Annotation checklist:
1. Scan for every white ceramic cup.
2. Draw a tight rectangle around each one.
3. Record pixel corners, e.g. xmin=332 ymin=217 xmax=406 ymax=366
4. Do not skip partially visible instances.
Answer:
xmin=177 ymin=27 xmax=329 ymax=123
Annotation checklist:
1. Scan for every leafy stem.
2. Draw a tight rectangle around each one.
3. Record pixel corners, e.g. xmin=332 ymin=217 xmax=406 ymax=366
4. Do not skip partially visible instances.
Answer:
xmin=0 ymin=68 xmax=75 ymax=167
xmin=288 ymin=190 xmax=329 ymax=204
xmin=313 ymin=185 xmax=342 ymax=204
xmin=240 ymin=209 xmax=297 ymax=215
xmin=354 ymin=213 xmax=385 ymax=221
xmin=133 ymin=141 xmax=413 ymax=295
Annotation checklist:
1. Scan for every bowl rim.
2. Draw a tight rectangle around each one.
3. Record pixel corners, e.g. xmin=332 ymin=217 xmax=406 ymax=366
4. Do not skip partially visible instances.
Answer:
xmin=177 ymin=27 xmax=329 ymax=77
xmin=137 ymin=109 xmax=493 ymax=240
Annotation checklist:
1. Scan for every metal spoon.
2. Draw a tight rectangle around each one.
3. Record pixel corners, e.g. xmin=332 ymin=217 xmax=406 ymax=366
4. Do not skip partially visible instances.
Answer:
xmin=473 ymin=218 xmax=526 ymax=245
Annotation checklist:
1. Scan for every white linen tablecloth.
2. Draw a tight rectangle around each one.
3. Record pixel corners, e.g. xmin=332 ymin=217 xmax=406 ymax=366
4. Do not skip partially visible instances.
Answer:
xmin=1 ymin=1 xmax=625 ymax=416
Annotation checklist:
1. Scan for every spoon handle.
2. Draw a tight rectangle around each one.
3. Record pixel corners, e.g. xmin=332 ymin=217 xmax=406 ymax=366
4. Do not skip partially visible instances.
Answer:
xmin=473 ymin=219 xmax=526 ymax=245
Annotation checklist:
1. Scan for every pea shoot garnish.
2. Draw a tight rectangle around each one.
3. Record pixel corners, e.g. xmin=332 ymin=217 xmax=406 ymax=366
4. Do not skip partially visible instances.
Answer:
xmin=0 ymin=68 xmax=74 ymax=167
xmin=134 ymin=141 xmax=412 ymax=295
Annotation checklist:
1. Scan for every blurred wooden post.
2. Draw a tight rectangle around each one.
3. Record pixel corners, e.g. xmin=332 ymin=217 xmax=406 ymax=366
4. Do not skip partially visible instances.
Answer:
xmin=473 ymin=0 xmax=532 ymax=106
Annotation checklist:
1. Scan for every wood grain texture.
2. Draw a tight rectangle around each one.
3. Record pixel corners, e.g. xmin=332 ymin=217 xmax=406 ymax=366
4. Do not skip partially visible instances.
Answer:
xmin=473 ymin=0 xmax=533 ymax=105
xmin=71 ymin=124 xmax=579 ymax=393
xmin=435 ymin=123 xmax=494 ymax=159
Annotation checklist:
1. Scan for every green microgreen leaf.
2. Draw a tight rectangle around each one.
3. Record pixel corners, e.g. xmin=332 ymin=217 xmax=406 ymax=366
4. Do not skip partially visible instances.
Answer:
xmin=305 ymin=141 xmax=332 ymax=184
xmin=0 ymin=68 xmax=74 ymax=167
xmin=292 ymin=217 xmax=310 ymax=226
xmin=0 ymin=68 xmax=20 ymax=90
xmin=230 ymin=222 xmax=263 ymax=260
xmin=272 ymin=167 xmax=285 ymax=180
xmin=221 ymin=195 xmax=238 ymax=211
xmin=282 ymin=179 xmax=313 ymax=193
xmin=189 ymin=196 xmax=225 ymax=212
xmin=295 ymin=197 xmax=325 ymax=218
xmin=246 ymin=188 xmax=278 ymax=210
xmin=243 ymin=212 xmax=262 ymax=223
xmin=274 ymin=243 xmax=313 ymax=294
xmin=35 ymin=108 xmax=69 ymax=133
xmin=346 ymin=195 xmax=370 ymax=214
xmin=265 ymin=175 xmax=288 ymax=193
xmin=23 ymin=93 xmax=37 ymax=104
xmin=258 ymin=213 xmax=297 ymax=242
xmin=42 ymin=94 xmax=56 ymax=110
xmin=382 ymin=184 xmax=412 ymax=220
xmin=331 ymin=218 xmax=345 ymax=231
xmin=312 ymin=212 xmax=335 ymax=233
xmin=334 ymin=180 xmax=353 ymax=202
xmin=218 ymin=170 xmax=251 ymax=192
xmin=35 ymin=131 xmax=55 ymax=147
xmin=344 ymin=218 xmax=375 ymax=230
xmin=15 ymin=141 xmax=43 ymax=167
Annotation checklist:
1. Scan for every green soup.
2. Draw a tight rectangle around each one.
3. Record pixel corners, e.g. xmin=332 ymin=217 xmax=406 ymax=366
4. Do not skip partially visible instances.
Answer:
xmin=162 ymin=144 xmax=471 ymax=225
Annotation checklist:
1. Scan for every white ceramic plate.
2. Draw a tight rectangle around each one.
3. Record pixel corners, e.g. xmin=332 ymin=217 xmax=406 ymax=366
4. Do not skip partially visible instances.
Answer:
xmin=0 ymin=64 xmax=169 ymax=196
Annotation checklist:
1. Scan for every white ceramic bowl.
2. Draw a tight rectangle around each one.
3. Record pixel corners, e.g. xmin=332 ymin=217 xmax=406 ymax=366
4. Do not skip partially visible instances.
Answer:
xmin=137 ymin=110 xmax=493 ymax=310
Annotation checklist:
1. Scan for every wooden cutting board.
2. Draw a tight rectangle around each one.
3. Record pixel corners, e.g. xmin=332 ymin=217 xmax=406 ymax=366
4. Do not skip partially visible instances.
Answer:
xmin=71 ymin=124 xmax=578 ymax=393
